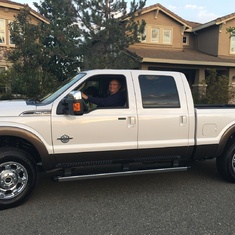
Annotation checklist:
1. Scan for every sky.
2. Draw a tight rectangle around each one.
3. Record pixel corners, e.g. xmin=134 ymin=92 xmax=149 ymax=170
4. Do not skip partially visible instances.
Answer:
xmin=17 ymin=0 xmax=235 ymax=24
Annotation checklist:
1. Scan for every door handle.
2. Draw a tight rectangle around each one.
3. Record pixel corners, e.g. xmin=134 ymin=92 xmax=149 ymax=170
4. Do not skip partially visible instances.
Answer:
xmin=118 ymin=117 xmax=126 ymax=120
xmin=128 ymin=116 xmax=136 ymax=128
xmin=180 ymin=116 xmax=187 ymax=126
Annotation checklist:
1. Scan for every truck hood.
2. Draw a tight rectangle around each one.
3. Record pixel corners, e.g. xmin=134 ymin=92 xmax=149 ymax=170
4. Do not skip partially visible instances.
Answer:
xmin=0 ymin=100 xmax=37 ymax=117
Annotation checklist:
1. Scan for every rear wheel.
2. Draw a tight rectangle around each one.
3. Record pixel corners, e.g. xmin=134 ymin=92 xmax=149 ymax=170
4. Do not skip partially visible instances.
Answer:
xmin=0 ymin=148 xmax=38 ymax=209
xmin=216 ymin=144 xmax=235 ymax=183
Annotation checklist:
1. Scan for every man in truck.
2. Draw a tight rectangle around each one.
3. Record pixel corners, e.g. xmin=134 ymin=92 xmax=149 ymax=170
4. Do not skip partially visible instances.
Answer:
xmin=81 ymin=79 xmax=126 ymax=107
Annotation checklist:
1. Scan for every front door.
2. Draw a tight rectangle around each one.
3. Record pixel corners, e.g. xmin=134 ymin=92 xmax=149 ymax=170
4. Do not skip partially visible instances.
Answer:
xmin=51 ymin=72 xmax=138 ymax=163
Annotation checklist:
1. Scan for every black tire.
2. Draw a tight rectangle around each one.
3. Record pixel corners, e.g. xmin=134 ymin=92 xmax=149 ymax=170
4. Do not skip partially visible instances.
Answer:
xmin=0 ymin=147 xmax=38 ymax=210
xmin=216 ymin=144 xmax=235 ymax=183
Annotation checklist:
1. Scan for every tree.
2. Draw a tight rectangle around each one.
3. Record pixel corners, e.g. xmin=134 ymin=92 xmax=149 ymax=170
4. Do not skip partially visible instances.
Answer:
xmin=34 ymin=0 xmax=82 ymax=81
xmin=205 ymin=69 xmax=231 ymax=104
xmin=226 ymin=26 xmax=235 ymax=34
xmin=5 ymin=7 xmax=57 ymax=98
xmin=0 ymin=68 xmax=14 ymax=99
xmin=193 ymin=69 xmax=231 ymax=105
xmin=74 ymin=0 xmax=146 ymax=69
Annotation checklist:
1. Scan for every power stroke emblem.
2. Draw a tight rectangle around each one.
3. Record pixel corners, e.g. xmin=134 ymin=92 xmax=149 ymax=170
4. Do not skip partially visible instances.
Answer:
xmin=57 ymin=134 xmax=73 ymax=143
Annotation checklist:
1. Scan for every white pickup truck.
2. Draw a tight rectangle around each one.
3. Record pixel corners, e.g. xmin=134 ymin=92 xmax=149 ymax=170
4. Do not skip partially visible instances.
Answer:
xmin=1 ymin=69 xmax=235 ymax=209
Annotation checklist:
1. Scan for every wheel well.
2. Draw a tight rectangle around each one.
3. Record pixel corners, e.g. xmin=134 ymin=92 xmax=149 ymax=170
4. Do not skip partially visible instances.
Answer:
xmin=0 ymin=135 xmax=41 ymax=164
xmin=219 ymin=132 xmax=235 ymax=157
xmin=227 ymin=134 xmax=235 ymax=146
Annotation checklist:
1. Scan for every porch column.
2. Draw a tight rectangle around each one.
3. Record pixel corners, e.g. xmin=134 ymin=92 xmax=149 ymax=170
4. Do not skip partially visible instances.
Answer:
xmin=192 ymin=68 xmax=207 ymax=99
xmin=140 ymin=64 xmax=149 ymax=70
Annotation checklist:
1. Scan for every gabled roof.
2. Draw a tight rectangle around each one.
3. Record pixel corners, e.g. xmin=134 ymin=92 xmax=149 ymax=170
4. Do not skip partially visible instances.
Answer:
xmin=193 ymin=12 xmax=235 ymax=32
xmin=0 ymin=0 xmax=49 ymax=24
xmin=137 ymin=3 xmax=193 ymax=31
xmin=139 ymin=3 xmax=235 ymax=32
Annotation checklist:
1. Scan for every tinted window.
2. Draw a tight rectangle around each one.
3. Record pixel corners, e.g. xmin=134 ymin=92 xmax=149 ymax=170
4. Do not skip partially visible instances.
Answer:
xmin=139 ymin=75 xmax=180 ymax=108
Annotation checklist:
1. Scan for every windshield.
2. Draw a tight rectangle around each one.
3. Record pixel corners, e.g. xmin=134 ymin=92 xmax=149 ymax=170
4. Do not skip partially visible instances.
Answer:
xmin=39 ymin=73 xmax=86 ymax=104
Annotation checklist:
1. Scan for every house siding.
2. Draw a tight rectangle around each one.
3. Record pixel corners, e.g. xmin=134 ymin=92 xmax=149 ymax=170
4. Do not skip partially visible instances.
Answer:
xmin=218 ymin=20 xmax=235 ymax=57
xmin=135 ymin=11 xmax=184 ymax=49
xmin=196 ymin=26 xmax=219 ymax=56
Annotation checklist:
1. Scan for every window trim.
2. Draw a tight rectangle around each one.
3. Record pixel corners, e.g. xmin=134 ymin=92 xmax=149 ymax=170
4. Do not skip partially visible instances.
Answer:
xmin=230 ymin=32 xmax=235 ymax=54
xmin=151 ymin=27 xmax=159 ymax=43
xmin=163 ymin=29 xmax=172 ymax=44
xmin=183 ymin=35 xmax=189 ymax=45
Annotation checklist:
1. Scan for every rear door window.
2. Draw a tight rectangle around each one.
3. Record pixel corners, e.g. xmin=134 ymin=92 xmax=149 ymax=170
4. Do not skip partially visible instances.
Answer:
xmin=138 ymin=75 xmax=180 ymax=108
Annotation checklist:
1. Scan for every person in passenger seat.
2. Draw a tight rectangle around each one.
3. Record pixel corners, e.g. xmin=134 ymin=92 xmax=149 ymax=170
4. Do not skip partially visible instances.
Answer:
xmin=82 ymin=79 xmax=126 ymax=107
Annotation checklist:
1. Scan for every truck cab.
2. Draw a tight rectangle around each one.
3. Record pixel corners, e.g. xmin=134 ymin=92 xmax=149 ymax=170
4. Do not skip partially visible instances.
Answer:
xmin=52 ymin=70 xmax=195 ymax=166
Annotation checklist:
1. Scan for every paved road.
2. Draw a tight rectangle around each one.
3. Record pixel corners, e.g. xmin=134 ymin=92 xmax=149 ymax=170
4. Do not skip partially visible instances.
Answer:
xmin=1 ymin=159 xmax=235 ymax=235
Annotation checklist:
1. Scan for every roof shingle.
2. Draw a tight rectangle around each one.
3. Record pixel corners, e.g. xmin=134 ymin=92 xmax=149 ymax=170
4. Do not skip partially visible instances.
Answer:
xmin=128 ymin=45 xmax=235 ymax=66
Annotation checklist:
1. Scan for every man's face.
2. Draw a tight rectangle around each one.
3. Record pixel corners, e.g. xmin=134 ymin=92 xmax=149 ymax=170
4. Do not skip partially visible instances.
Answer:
xmin=109 ymin=80 xmax=120 ymax=94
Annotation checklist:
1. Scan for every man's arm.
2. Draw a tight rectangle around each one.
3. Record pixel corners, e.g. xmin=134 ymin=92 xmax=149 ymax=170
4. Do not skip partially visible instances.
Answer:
xmin=83 ymin=92 xmax=125 ymax=107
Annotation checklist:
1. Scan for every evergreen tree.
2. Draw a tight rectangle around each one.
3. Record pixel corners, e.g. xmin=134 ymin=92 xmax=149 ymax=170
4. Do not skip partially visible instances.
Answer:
xmin=74 ymin=0 xmax=146 ymax=69
xmin=34 ymin=0 xmax=82 ymax=81
xmin=5 ymin=7 xmax=56 ymax=98
xmin=205 ymin=69 xmax=231 ymax=104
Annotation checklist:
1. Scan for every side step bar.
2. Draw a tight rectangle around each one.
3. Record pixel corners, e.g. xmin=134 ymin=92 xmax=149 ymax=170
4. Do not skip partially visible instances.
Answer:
xmin=54 ymin=166 xmax=189 ymax=182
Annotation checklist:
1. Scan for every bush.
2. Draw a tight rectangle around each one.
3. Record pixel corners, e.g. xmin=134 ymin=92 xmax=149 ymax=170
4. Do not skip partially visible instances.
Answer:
xmin=0 ymin=68 xmax=58 ymax=100
xmin=193 ymin=69 xmax=232 ymax=105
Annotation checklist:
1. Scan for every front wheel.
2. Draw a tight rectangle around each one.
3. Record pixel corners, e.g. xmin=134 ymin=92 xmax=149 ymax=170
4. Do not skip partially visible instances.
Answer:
xmin=216 ymin=144 xmax=235 ymax=183
xmin=0 ymin=148 xmax=38 ymax=209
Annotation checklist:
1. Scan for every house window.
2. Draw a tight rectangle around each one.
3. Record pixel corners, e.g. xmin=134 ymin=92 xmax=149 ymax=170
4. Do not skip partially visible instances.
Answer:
xmin=151 ymin=28 xmax=159 ymax=42
xmin=0 ymin=19 xmax=6 ymax=44
xmin=230 ymin=32 xmax=235 ymax=54
xmin=183 ymin=35 xmax=189 ymax=45
xmin=163 ymin=29 xmax=172 ymax=44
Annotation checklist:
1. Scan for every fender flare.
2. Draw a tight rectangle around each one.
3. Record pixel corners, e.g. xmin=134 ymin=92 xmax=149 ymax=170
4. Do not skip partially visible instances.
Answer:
xmin=0 ymin=127 xmax=56 ymax=170
xmin=217 ymin=124 xmax=235 ymax=156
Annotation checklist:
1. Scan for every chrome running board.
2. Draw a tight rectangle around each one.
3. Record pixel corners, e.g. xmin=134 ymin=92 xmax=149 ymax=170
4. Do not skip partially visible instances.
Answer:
xmin=54 ymin=166 xmax=189 ymax=182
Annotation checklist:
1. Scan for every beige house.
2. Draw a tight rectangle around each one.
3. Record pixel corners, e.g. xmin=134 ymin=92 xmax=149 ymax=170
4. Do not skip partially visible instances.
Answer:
xmin=1 ymin=1 xmax=235 ymax=98
xmin=128 ymin=3 xmax=235 ymax=96
xmin=0 ymin=0 xmax=49 ymax=72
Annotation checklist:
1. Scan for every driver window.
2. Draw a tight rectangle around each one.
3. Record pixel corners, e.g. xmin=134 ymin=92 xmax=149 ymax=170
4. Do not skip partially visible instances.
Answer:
xmin=78 ymin=74 xmax=128 ymax=111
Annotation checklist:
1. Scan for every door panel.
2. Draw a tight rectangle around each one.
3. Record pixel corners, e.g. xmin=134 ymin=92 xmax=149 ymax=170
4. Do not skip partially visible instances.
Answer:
xmin=51 ymin=108 xmax=137 ymax=154
xmin=132 ymin=71 xmax=191 ymax=157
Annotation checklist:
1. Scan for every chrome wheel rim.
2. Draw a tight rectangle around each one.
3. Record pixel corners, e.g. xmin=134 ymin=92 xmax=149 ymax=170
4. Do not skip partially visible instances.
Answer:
xmin=0 ymin=162 xmax=28 ymax=200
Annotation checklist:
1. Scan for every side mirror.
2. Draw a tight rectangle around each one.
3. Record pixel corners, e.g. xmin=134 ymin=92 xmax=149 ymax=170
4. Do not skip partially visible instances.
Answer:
xmin=58 ymin=90 xmax=84 ymax=115
xmin=68 ymin=90 xmax=82 ymax=100
xmin=68 ymin=91 xmax=84 ymax=115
